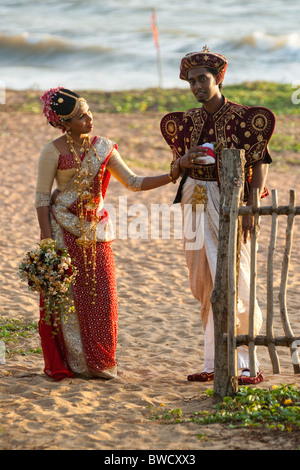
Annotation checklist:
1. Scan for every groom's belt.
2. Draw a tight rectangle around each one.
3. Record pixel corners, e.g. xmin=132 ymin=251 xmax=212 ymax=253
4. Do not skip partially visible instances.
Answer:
xmin=188 ymin=165 xmax=218 ymax=181
xmin=173 ymin=165 xmax=252 ymax=204
xmin=188 ymin=165 xmax=252 ymax=182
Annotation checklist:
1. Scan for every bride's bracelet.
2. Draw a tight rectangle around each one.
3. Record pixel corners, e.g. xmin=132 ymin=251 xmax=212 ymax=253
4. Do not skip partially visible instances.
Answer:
xmin=40 ymin=238 xmax=55 ymax=245
xmin=168 ymin=158 xmax=181 ymax=183
xmin=168 ymin=170 xmax=177 ymax=183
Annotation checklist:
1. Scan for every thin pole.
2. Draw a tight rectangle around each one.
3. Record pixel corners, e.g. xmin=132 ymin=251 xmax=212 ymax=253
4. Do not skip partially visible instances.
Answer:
xmin=151 ymin=8 xmax=163 ymax=88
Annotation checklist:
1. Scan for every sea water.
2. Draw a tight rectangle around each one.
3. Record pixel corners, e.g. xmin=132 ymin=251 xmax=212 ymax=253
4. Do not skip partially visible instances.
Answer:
xmin=0 ymin=0 xmax=299 ymax=90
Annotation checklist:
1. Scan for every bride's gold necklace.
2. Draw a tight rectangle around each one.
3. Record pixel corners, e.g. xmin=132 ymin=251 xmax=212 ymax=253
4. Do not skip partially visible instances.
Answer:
xmin=67 ymin=132 xmax=90 ymax=153
xmin=66 ymin=131 xmax=101 ymax=304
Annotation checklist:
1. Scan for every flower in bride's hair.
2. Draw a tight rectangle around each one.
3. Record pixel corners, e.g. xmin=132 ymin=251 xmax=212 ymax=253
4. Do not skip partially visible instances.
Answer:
xmin=40 ymin=86 xmax=64 ymax=129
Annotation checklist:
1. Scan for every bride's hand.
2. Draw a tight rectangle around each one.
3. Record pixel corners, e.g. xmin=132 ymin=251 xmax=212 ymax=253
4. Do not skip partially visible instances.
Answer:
xmin=51 ymin=188 xmax=60 ymax=204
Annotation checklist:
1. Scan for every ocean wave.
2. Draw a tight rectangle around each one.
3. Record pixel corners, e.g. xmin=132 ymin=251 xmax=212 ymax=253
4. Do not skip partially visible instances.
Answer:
xmin=0 ymin=32 xmax=112 ymax=61
xmin=221 ymin=31 xmax=300 ymax=58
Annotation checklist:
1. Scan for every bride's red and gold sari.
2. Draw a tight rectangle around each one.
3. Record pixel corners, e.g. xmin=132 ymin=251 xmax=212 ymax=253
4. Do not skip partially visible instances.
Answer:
xmin=35 ymin=136 xmax=137 ymax=381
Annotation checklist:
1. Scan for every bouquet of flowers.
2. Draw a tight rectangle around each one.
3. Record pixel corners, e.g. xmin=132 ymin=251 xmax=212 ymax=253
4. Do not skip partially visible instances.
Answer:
xmin=19 ymin=240 xmax=78 ymax=330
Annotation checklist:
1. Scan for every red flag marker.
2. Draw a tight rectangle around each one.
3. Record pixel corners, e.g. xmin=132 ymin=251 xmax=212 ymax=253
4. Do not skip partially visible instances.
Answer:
xmin=151 ymin=10 xmax=160 ymax=49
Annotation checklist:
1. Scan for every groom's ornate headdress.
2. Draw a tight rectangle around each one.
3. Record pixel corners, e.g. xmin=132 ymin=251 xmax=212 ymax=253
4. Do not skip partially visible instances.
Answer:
xmin=179 ymin=45 xmax=228 ymax=82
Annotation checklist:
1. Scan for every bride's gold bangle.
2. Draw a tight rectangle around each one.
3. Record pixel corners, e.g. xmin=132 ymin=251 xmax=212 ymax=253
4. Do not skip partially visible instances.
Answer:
xmin=41 ymin=238 xmax=55 ymax=245
xmin=168 ymin=169 xmax=177 ymax=183
xmin=168 ymin=158 xmax=181 ymax=183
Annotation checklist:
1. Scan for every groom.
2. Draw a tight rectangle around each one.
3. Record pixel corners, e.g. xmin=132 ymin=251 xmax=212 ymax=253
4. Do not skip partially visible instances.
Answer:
xmin=160 ymin=46 xmax=275 ymax=384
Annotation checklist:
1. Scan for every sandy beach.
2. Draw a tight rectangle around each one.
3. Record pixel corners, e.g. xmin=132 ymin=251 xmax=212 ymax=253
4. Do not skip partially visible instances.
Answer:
xmin=0 ymin=96 xmax=299 ymax=451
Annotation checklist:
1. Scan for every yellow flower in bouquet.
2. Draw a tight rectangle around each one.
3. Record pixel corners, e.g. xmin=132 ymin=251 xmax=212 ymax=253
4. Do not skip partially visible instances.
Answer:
xmin=19 ymin=240 xmax=78 ymax=330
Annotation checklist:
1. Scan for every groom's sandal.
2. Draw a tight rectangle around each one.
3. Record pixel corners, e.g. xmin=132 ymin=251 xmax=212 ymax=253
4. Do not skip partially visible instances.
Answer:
xmin=187 ymin=371 xmax=214 ymax=382
xmin=238 ymin=369 xmax=264 ymax=385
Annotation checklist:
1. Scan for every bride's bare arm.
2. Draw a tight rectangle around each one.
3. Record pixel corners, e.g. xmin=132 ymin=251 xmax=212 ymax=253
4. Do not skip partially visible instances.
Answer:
xmin=107 ymin=149 xmax=180 ymax=191
xmin=36 ymin=206 xmax=52 ymax=239
xmin=141 ymin=173 xmax=174 ymax=190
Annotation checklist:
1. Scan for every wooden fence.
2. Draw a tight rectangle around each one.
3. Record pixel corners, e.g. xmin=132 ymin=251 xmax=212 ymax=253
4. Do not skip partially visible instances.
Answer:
xmin=211 ymin=149 xmax=300 ymax=403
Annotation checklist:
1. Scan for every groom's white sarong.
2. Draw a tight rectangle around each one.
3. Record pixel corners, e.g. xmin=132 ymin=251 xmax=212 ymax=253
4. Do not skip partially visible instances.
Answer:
xmin=181 ymin=176 xmax=263 ymax=372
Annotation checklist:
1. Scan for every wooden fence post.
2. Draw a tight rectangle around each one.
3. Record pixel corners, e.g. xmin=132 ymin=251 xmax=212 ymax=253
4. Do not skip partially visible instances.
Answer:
xmin=279 ymin=190 xmax=300 ymax=373
xmin=211 ymin=148 xmax=246 ymax=403
xmin=248 ymin=188 xmax=260 ymax=377
xmin=266 ymin=189 xmax=281 ymax=374
xmin=227 ymin=185 xmax=242 ymax=378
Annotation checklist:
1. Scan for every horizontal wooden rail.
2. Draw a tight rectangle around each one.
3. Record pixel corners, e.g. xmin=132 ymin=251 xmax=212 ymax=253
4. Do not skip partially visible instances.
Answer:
xmin=223 ymin=205 xmax=300 ymax=217
xmin=223 ymin=333 xmax=300 ymax=347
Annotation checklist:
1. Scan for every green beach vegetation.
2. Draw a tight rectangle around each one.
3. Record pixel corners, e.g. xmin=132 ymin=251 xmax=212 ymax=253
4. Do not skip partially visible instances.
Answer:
xmin=0 ymin=316 xmax=41 ymax=357
xmin=12 ymin=82 xmax=300 ymax=161
xmin=14 ymin=81 xmax=300 ymax=116
xmin=82 ymin=81 xmax=300 ymax=116
xmin=148 ymin=384 xmax=300 ymax=434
